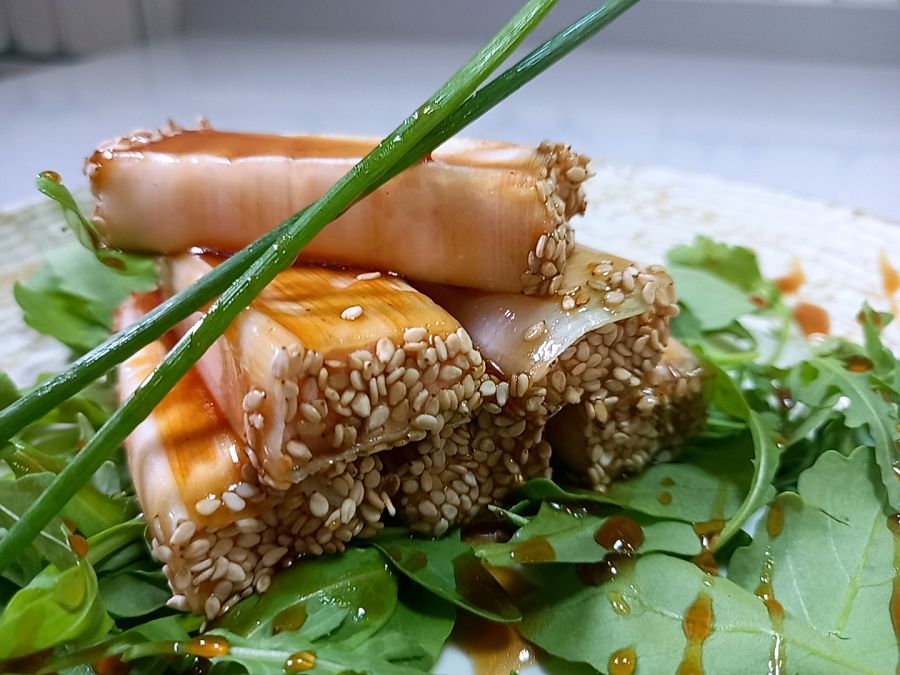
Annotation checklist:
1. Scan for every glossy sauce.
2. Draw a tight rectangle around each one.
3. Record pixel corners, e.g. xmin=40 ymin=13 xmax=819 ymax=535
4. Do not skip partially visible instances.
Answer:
xmin=755 ymin=554 xmax=787 ymax=675
xmin=453 ymin=612 xmax=536 ymax=675
xmin=272 ymin=603 xmax=308 ymax=634
xmin=453 ymin=554 xmax=517 ymax=618
xmin=846 ymin=355 xmax=873 ymax=373
xmin=39 ymin=169 xmax=62 ymax=184
xmin=92 ymin=655 xmax=133 ymax=675
xmin=284 ymin=650 xmax=317 ymax=672
xmin=607 ymin=590 xmax=631 ymax=616
xmin=881 ymin=251 xmax=900 ymax=297
xmin=510 ymin=537 xmax=556 ymax=563
xmin=677 ymin=592 xmax=713 ymax=675
xmin=577 ymin=552 xmax=635 ymax=586
xmin=661 ymin=476 xmax=676 ymax=487
xmin=68 ymin=533 xmax=90 ymax=558
xmin=658 ymin=491 xmax=673 ymax=505
xmin=766 ymin=501 xmax=785 ymax=540
xmin=774 ymin=260 xmax=806 ymax=295
xmin=595 ymin=516 xmax=645 ymax=553
xmin=406 ymin=550 xmax=428 ymax=572
xmin=793 ymin=302 xmax=830 ymax=336
xmin=182 ymin=636 xmax=231 ymax=658
xmin=608 ymin=647 xmax=638 ymax=675
xmin=691 ymin=520 xmax=724 ymax=576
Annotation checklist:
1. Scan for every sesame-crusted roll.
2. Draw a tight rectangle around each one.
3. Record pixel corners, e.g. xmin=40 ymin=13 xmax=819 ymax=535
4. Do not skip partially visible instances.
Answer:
xmin=118 ymin=294 xmax=397 ymax=620
xmin=386 ymin=376 xmax=552 ymax=536
xmin=88 ymin=123 xmax=590 ymax=295
xmin=163 ymin=255 xmax=486 ymax=490
xmin=546 ymin=339 xmax=706 ymax=489
xmin=423 ymin=245 xmax=679 ymax=419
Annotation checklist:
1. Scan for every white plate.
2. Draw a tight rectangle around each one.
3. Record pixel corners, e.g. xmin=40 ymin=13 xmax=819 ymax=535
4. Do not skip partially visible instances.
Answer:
xmin=1 ymin=164 xmax=898 ymax=674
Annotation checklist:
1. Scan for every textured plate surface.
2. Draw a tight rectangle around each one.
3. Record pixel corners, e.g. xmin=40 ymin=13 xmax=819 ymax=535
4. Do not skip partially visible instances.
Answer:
xmin=0 ymin=166 xmax=898 ymax=674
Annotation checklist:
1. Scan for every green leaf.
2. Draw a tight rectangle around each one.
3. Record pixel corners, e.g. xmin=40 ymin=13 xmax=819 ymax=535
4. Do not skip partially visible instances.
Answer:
xmin=14 ymin=244 xmax=156 ymax=352
xmin=668 ymin=265 xmax=757 ymax=331
xmin=518 ymin=554 xmax=888 ymax=674
xmin=475 ymin=502 xmax=700 ymax=566
xmin=667 ymin=236 xmax=769 ymax=295
xmin=0 ymin=473 xmax=75 ymax=581
xmin=218 ymin=548 xmax=396 ymax=646
xmin=0 ymin=560 xmax=112 ymax=660
xmin=730 ymin=448 xmax=895 ymax=669
xmin=793 ymin=357 xmax=900 ymax=511
xmin=0 ymin=373 xmax=19 ymax=410
xmin=365 ymin=586 xmax=455 ymax=671
xmin=99 ymin=570 xmax=170 ymax=618
xmin=372 ymin=529 xmax=521 ymax=623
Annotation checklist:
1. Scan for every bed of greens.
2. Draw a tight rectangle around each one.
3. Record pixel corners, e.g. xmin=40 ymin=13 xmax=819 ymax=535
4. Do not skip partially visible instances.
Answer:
xmin=1 ymin=218 xmax=898 ymax=673
xmin=0 ymin=0 xmax=897 ymax=672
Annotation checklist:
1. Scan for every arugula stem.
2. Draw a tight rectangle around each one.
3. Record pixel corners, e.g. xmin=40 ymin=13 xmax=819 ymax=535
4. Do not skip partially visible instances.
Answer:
xmin=0 ymin=0 xmax=559 ymax=574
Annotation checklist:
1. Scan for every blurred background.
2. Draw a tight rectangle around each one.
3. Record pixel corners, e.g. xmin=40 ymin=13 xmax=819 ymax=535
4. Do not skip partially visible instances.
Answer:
xmin=0 ymin=0 xmax=899 ymax=218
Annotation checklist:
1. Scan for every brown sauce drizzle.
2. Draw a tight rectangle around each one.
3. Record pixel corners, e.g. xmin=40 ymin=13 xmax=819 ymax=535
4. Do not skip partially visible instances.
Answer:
xmin=453 ymin=613 xmax=536 ymax=675
xmin=794 ymin=303 xmax=830 ymax=336
xmin=661 ymin=477 xmax=676 ymax=487
xmin=0 ymin=649 xmax=53 ymax=675
xmin=775 ymin=260 xmax=806 ymax=295
xmin=658 ymin=491 xmax=673 ymax=505
xmin=608 ymin=647 xmax=638 ymax=675
xmin=92 ymin=655 xmax=133 ymax=675
xmin=406 ymin=550 xmax=428 ymax=572
xmin=881 ymin=251 xmax=900 ymax=298
xmin=677 ymin=592 xmax=713 ymax=675
xmin=182 ymin=636 xmax=231 ymax=658
xmin=39 ymin=170 xmax=62 ymax=184
xmin=577 ymin=553 xmax=636 ymax=586
xmin=595 ymin=516 xmax=645 ymax=553
xmin=607 ymin=590 xmax=631 ymax=615
xmin=510 ymin=537 xmax=556 ymax=563
xmin=691 ymin=521 xmax=724 ymax=576
xmin=766 ymin=501 xmax=785 ymax=540
xmin=68 ymin=533 xmax=90 ymax=558
xmin=272 ymin=603 xmax=308 ymax=634
xmin=846 ymin=355 xmax=873 ymax=373
xmin=284 ymin=650 xmax=316 ymax=672
xmin=755 ymin=553 xmax=787 ymax=675
xmin=453 ymin=554 xmax=517 ymax=617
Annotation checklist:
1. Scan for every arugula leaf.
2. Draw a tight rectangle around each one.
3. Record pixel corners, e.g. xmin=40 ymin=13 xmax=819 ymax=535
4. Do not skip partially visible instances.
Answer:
xmin=475 ymin=502 xmax=700 ymax=566
xmin=667 ymin=236 xmax=770 ymax=297
xmin=218 ymin=548 xmax=396 ymax=646
xmin=731 ymin=448 xmax=895 ymax=668
xmin=668 ymin=266 xmax=757 ymax=331
xmin=14 ymin=244 xmax=156 ymax=352
xmin=518 ymin=553 xmax=888 ymax=674
xmin=372 ymin=529 xmax=521 ymax=623
xmin=99 ymin=570 xmax=170 ymax=618
xmin=366 ymin=585 xmax=455 ymax=671
xmin=0 ymin=473 xmax=76 ymax=583
xmin=0 ymin=559 xmax=112 ymax=660
xmin=518 ymin=435 xmax=755 ymax=524
xmin=792 ymin=357 xmax=900 ymax=511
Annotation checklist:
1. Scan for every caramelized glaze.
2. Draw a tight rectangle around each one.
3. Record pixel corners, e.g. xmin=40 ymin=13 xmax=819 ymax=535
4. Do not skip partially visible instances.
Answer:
xmin=284 ymin=650 xmax=317 ymax=672
xmin=182 ymin=636 xmax=231 ymax=658
xmin=774 ymin=260 xmax=806 ymax=295
xmin=510 ymin=537 xmax=556 ymax=563
xmin=608 ymin=647 xmax=638 ymax=675
xmin=766 ymin=501 xmax=785 ymax=540
xmin=595 ymin=516 xmax=645 ymax=554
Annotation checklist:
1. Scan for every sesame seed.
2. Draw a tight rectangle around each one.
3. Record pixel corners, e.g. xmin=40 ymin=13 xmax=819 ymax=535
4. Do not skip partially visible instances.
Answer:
xmin=223 ymin=491 xmax=247 ymax=512
xmin=523 ymin=320 xmax=547 ymax=342
xmin=341 ymin=305 xmax=364 ymax=321
xmin=605 ymin=290 xmax=625 ymax=306
xmin=242 ymin=389 xmax=266 ymax=412
xmin=310 ymin=492 xmax=329 ymax=518
xmin=356 ymin=271 xmax=382 ymax=281
xmin=412 ymin=413 xmax=440 ymax=432
xmin=195 ymin=496 xmax=221 ymax=516
xmin=169 ymin=520 xmax=196 ymax=547
xmin=562 ymin=295 xmax=576 ymax=311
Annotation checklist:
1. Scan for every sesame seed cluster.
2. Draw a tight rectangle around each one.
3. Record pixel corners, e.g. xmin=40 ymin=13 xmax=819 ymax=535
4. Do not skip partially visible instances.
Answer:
xmin=520 ymin=142 xmax=591 ymax=296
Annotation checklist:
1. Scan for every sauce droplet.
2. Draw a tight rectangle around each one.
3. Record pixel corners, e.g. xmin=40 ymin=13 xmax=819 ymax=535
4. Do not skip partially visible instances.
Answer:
xmin=774 ymin=259 xmax=806 ymax=295
xmin=510 ymin=537 xmax=556 ymax=563
xmin=660 ymin=476 xmax=676 ymax=487
xmin=846 ymin=355 xmax=873 ymax=373
xmin=595 ymin=516 xmax=645 ymax=553
xmin=183 ymin=636 xmax=231 ymax=658
xmin=658 ymin=491 xmax=673 ymax=505
xmin=453 ymin=613 xmax=536 ymax=675
xmin=677 ymin=592 xmax=713 ymax=675
xmin=284 ymin=650 xmax=316 ymax=672
xmin=881 ymin=251 xmax=900 ymax=297
xmin=766 ymin=501 xmax=785 ymax=540
xmin=692 ymin=549 xmax=719 ymax=576
xmin=608 ymin=647 xmax=637 ymax=675
xmin=607 ymin=590 xmax=631 ymax=615
xmin=272 ymin=603 xmax=308 ymax=634
xmin=794 ymin=302 xmax=830 ymax=336
xmin=691 ymin=520 xmax=724 ymax=576
xmin=407 ymin=550 xmax=428 ymax=572
xmin=39 ymin=170 xmax=62 ymax=184
xmin=577 ymin=553 xmax=635 ymax=586
xmin=755 ymin=554 xmax=787 ymax=675
xmin=453 ymin=554 xmax=517 ymax=618
xmin=68 ymin=533 xmax=90 ymax=558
